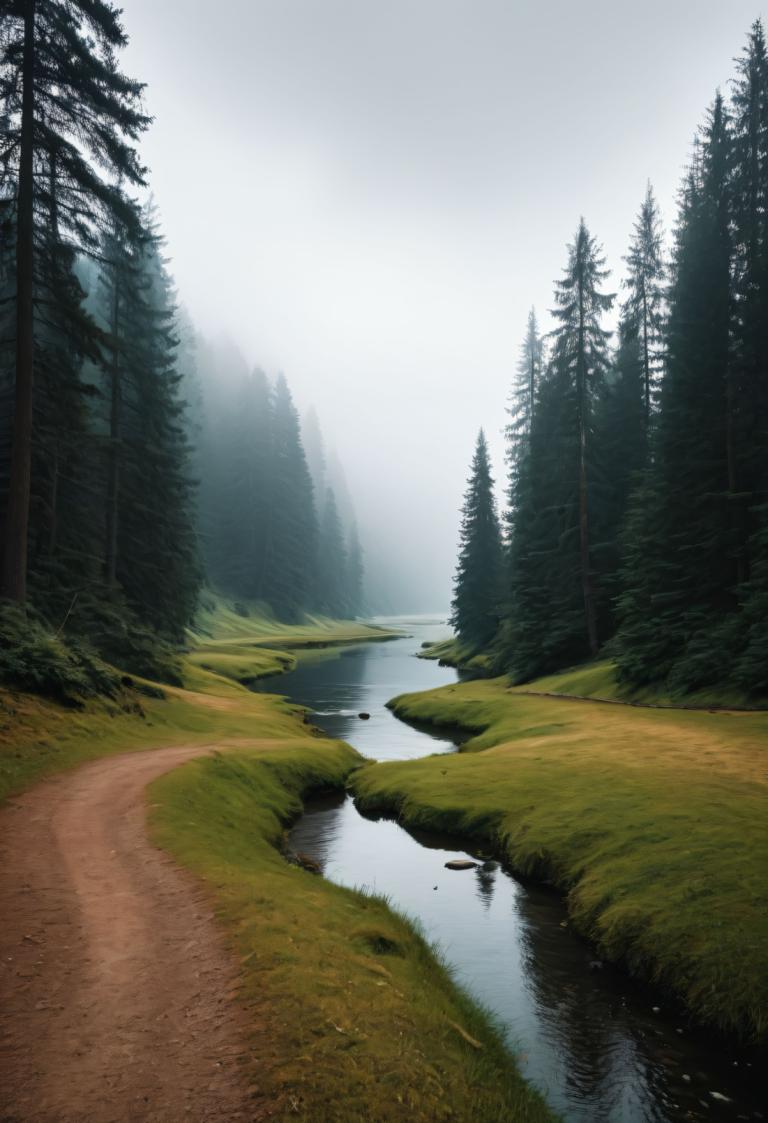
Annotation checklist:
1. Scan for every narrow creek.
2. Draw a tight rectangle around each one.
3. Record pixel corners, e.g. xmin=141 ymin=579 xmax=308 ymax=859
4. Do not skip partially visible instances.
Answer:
xmin=267 ymin=617 xmax=763 ymax=1123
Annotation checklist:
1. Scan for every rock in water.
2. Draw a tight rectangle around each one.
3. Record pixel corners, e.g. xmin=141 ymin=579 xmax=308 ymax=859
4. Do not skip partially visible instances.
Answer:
xmin=444 ymin=859 xmax=477 ymax=871
xmin=358 ymin=712 xmax=370 ymax=720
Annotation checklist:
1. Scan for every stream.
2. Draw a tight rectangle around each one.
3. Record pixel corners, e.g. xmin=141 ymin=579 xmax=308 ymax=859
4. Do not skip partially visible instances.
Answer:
xmin=268 ymin=617 xmax=764 ymax=1122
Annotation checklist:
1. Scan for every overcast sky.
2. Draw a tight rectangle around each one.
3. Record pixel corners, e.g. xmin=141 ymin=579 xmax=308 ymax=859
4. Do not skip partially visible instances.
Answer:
xmin=121 ymin=0 xmax=765 ymax=612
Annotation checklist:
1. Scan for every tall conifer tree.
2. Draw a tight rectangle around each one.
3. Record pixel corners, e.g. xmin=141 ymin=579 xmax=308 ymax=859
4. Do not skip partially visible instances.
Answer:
xmin=550 ymin=219 xmax=614 ymax=656
xmin=0 ymin=0 xmax=148 ymax=601
xmin=451 ymin=430 xmax=503 ymax=650
xmin=345 ymin=519 xmax=365 ymax=618
xmin=622 ymin=183 xmax=666 ymax=422
xmin=315 ymin=487 xmax=348 ymax=618
xmin=260 ymin=375 xmax=317 ymax=621
xmin=617 ymin=98 xmax=733 ymax=689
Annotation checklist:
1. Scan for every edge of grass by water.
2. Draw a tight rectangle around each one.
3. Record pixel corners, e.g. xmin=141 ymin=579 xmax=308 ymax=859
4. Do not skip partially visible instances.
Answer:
xmin=149 ymin=741 xmax=556 ymax=1123
xmin=351 ymin=674 xmax=768 ymax=1041
xmin=186 ymin=595 xmax=402 ymax=690
xmin=1 ymin=613 xmax=556 ymax=1121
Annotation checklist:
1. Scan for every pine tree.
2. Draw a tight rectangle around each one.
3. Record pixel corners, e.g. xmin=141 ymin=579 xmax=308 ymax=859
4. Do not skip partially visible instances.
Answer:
xmin=616 ymin=98 xmax=734 ymax=689
xmin=345 ymin=519 xmax=365 ymax=618
xmin=95 ymin=205 xmax=200 ymax=641
xmin=302 ymin=406 xmax=326 ymax=502
xmin=729 ymin=20 xmax=768 ymax=581
xmin=506 ymin=307 xmax=545 ymax=471
xmin=501 ymin=222 xmax=613 ymax=678
xmin=450 ymin=430 xmax=503 ymax=651
xmin=591 ymin=316 xmax=648 ymax=637
xmin=260 ymin=374 xmax=317 ymax=621
xmin=315 ymin=488 xmax=348 ymax=618
xmin=550 ymin=219 xmax=614 ymax=656
xmin=0 ymin=0 xmax=148 ymax=602
xmin=207 ymin=368 xmax=272 ymax=600
xmin=622 ymin=183 xmax=666 ymax=422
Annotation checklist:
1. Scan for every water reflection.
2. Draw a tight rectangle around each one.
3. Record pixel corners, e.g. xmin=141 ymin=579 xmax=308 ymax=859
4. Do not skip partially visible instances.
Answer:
xmin=261 ymin=616 xmax=463 ymax=760
xmin=474 ymin=863 xmax=497 ymax=910
xmin=280 ymin=617 xmax=765 ymax=1123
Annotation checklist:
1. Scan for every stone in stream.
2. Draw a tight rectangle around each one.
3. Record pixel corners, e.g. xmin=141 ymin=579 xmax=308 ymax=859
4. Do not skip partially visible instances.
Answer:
xmin=358 ymin=712 xmax=371 ymax=720
xmin=444 ymin=859 xmax=477 ymax=871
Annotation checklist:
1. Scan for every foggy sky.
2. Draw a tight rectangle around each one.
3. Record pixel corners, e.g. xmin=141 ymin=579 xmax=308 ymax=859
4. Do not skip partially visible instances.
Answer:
xmin=121 ymin=0 xmax=765 ymax=612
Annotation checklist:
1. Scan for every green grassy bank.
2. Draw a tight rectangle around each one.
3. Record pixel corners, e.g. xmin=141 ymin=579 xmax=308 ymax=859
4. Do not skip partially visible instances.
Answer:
xmin=351 ymin=673 xmax=768 ymax=1042
xmin=149 ymin=740 xmax=555 ymax=1123
xmin=187 ymin=596 xmax=400 ymax=687
xmin=0 ymin=602 xmax=398 ymax=802
xmin=1 ymin=610 xmax=556 ymax=1121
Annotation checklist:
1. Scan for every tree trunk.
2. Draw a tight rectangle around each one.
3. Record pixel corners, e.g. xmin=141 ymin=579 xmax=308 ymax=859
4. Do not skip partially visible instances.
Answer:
xmin=529 ymin=352 xmax=535 ymax=430
xmin=46 ymin=146 xmax=59 ymax=559
xmin=576 ymin=259 xmax=599 ymax=657
xmin=48 ymin=446 xmax=58 ymax=556
xmin=2 ymin=0 xmax=36 ymax=603
xmin=641 ymin=282 xmax=651 ymax=421
xmin=726 ymin=370 xmax=747 ymax=585
xmin=105 ymin=270 xmax=121 ymax=587
xmin=578 ymin=420 xmax=599 ymax=656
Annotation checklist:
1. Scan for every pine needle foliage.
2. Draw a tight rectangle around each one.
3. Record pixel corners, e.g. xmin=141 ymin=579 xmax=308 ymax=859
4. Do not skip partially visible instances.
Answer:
xmin=451 ymin=430 xmax=503 ymax=651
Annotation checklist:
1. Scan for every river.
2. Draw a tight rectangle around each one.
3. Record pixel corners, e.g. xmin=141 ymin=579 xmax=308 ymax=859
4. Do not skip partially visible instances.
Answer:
xmin=267 ymin=617 xmax=762 ymax=1122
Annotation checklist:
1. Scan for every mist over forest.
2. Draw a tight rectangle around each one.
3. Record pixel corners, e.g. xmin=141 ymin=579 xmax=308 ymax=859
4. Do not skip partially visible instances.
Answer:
xmin=2 ymin=5 xmax=768 ymax=1123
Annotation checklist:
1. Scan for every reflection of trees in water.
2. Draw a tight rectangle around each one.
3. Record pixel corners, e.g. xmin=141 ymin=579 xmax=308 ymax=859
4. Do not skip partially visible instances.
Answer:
xmin=474 ymin=863 xmax=497 ymax=910
xmin=288 ymin=791 xmax=347 ymax=875
xmin=512 ymin=883 xmax=662 ymax=1121
xmin=278 ymin=647 xmax=372 ymax=740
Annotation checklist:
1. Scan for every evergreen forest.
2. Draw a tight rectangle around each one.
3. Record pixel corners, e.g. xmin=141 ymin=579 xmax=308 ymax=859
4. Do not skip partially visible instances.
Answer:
xmin=0 ymin=0 xmax=364 ymax=685
xmin=452 ymin=22 xmax=768 ymax=698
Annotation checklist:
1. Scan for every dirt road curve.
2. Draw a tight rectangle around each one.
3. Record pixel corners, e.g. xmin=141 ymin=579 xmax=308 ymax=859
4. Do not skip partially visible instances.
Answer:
xmin=0 ymin=745 xmax=266 ymax=1123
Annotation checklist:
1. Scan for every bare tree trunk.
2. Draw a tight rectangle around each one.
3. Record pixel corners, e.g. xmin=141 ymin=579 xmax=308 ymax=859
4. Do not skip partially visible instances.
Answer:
xmin=578 ymin=419 xmax=599 ymax=656
xmin=46 ymin=145 xmax=59 ymax=558
xmin=48 ymin=446 xmax=59 ymax=556
xmin=105 ymin=271 xmax=121 ymax=587
xmin=726 ymin=371 xmax=747 ymax=584
xmin=577 ymin=268 xmax=599 ymax=657
xmin=2 ymin=0 xmax=36 ymax=603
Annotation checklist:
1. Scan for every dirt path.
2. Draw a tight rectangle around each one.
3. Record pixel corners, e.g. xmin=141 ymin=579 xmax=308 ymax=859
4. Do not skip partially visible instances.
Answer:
xmin=0 ymin=744 xmax=267 ymax=1122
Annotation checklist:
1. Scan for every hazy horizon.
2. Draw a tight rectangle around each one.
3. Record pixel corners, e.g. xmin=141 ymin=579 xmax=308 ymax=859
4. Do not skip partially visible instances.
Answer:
xmin=120 ymin=0 xmax=766 ymax=611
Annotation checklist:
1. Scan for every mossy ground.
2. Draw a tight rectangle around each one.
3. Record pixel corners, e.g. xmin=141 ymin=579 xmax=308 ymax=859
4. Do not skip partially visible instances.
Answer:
xmin=351 ymin=672 xmax=768 ymax=1041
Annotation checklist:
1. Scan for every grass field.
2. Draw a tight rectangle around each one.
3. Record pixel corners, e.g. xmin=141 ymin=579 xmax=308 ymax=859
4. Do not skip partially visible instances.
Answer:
xmin=186 ymin=596 xmax=401 ymax=688
xmin=150 ymin=740 xmax=554 ymax=1123
xmin=351 ymin=672 xmax=768 ymax=1041
xmin=0 ymin=600 xmax=398 ymax=802
xmin=1 ymin=607 xmax=555 ymax=1121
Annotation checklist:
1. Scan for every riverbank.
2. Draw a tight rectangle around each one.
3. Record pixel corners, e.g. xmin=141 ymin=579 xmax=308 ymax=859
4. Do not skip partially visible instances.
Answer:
xmin=1 ymin=616 xmax=555 ymax=1122
xmin=0 ymin=606 xmax=399 ymax=802
xmin=351 ymin=673 xmax=768 ymax=1042
xmin=187 ymin=596 xmax=402 ymax=687
xmin=150 ymin=740 xmax=554 ymax=1122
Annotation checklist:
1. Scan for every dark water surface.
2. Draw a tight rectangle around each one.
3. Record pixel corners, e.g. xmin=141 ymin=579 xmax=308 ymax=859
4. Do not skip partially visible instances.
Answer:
xmin=274 ymin=617 xmax=764 ymax=1122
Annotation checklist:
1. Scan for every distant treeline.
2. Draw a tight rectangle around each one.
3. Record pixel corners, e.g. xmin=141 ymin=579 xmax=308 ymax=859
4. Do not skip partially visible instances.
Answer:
xmin=191 ymin=347 xmax=364 ymax=623
xmin=453 ymin=21 xmax=768 ymax=697
xmin=0 ymin=1 xmax=363 ymax=678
